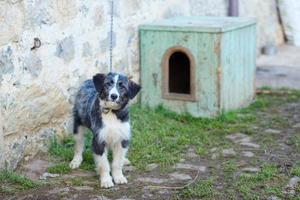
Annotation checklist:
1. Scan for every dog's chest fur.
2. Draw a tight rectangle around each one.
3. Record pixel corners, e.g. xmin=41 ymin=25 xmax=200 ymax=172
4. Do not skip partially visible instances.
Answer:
xmin=100 ymin=111 xmax=130 ymax=147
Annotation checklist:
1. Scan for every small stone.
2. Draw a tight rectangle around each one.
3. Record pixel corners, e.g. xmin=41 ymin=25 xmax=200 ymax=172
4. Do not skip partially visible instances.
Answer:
xmin=73 ymin=186 xmax=93 ymax=191
xmin=146 ymin=163 xmax=158 ymax=171
xmin=210 ymin=148 xmax=218 ymax=153
xmin=157 ymin=189 xmax=170 ymax=195
xmin=242 ymin=167 xmax=260 ymax=173
xmin=211 ymin=153 xmax=219 ymax=160
xmin=264 ymin=129 xmax=281 ymax=134
xmin=137 ymin=177 xmax=169 ymax=184
xmin=39 ymin=172 xmax=59 ymax=180
xmin=169 ymin=172 xmax=192 ymax=181
xmin=186 ymin=148 xmax=198 ymax=158
xmin=268 ymin=195 xmax=281 ymax=200
xmin=284 ymin=176 xmax=300 ymax=195
xmin=174 ymin=163 xmax=206 ymax=172
xmin=226 ymin=133 xmax=249 ymax=143
xmin=240 ymin=142 xmax=260 ymax=149
xmin=142 ymin=193 xmax=153 ymax=199
xmin=222 ymin=148 xmax=236 ymax=157
xmin=48 ymin=187 xmax=70 ymax=194
xmin=242 ymin=151 xmax=255 ymax=158
xmin=293 ymin=123 xmax=300 ymax=128
xmin=124 ymin=165 xmax=136 ymax=172
xmin=237 ymin=160 xmax=248 ymax=167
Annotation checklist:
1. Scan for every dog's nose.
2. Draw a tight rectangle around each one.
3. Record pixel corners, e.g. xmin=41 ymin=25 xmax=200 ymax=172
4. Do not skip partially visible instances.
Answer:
xmin=110 ymin=93 xmax=118 ymax=101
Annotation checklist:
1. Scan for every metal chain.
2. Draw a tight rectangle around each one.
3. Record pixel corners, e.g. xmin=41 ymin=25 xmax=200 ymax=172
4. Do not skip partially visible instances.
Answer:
xmin=109 ymin=0 xmax=114 ymax=72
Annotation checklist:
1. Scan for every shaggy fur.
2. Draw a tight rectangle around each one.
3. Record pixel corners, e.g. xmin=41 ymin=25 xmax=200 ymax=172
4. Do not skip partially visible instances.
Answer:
xmin=69 ymin=72 xmax=141 ymax=188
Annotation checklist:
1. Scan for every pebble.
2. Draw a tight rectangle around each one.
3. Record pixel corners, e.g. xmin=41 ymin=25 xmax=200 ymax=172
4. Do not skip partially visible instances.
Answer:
xmin=174 ymin=163 xmax=206 ymax=172
xmin=268 ymin=196 xmax=281 ymax=200
xmin=222 ymin=148 xmax=236 ymax=157
xmin=226 ymin=133 xmax=249 ymax=143
xmin=137 ymin=177 xmax=169 ymax=184
xmin=169 ymin=172 xmax=192 ymax=180
xmin=240 ymin=142 xmax=260 ymax=149
xmin=264 ymin=129 xmax=281 ymax=134
xmin=146 ymin=163 xmax=158 ymax=171
xmin=242 ymin=151 xmax=255 ymax=158
xmin=186 ymin=151 xmax=198 ymax=158
xmin=124 ymin=165 xmax=136 ymax=172
xmin=293 ymin=123 xmax=300 ymax=128
xmin=211 ymin=153 xmax=219 ymax=160
xmin=73 ymin=186 xmax=94 ymax=191
xmin=283 ymin=176 xmax=300 ymax=195
xmin=39 ymin=172 xmax=59 ymax=180
xmin=242 ymin=167 xmax=260 ymax=173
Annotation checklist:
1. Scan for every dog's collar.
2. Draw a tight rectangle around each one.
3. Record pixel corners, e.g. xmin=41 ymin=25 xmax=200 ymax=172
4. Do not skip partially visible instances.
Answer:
xmin=101 ymin=107 xmax=111 ymax=114
xmin=101 ymin=105 xmax=128 ymax=115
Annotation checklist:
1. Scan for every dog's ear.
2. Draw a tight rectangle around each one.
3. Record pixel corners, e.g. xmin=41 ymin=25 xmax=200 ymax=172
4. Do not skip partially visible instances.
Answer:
xmin=93 ymin=73 xmax=106 ymax=93
xmin=128 ymin=80 xmax=141 ymax=99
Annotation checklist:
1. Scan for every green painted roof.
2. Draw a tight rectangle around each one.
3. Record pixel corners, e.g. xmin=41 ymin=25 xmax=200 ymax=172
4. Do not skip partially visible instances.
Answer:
xmin=139 ymin=16 xmax=256 ymax=33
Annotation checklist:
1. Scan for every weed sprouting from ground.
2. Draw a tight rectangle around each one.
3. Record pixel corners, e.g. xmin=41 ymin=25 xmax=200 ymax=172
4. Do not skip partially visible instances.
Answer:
xmin=179 ymin=178 xmax=216 ymax=199
xmin=0 ymin=169 xmax=41 ymax=194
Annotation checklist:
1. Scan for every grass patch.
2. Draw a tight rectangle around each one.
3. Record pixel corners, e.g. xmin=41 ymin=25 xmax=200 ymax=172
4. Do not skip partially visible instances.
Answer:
xmin=69 ymin=177 xmax=85 ymax=186
xmin=291 ymin=166 xmax=300 ymax=177
xmin=48 ymin=89 xmax=300 ymax=174
xmin=0 ymin=169 xmax=40 ymax=194
xmin=49 ymin=133 xmax=95 ymax=173
xmin=178 ymin=178 xmax=216 ymax=199
xmin=129 ymin=105 xmax=256 ymax=169
xmin=234 ymin=164 xmax=286 ymax=199
xmin=47 ymin=163 xmax=71 ymax=174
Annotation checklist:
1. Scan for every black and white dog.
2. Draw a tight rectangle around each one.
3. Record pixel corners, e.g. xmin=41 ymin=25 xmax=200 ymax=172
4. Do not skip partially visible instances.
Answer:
xmin=69 ymin=72 xmax=141 ymax=188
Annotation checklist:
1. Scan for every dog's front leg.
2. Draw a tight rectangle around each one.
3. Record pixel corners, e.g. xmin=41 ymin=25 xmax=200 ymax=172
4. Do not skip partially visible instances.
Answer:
xmin=70 ymin=126 xmax=86 ymax=169
xmin=112 ymin=140 xmax=129 ymax=184
xmin=92 ymin=136 xmax=114 ymax=188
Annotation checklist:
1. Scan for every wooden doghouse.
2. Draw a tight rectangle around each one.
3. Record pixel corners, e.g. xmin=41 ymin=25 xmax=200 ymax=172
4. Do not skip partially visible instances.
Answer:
xmin=139 ymin=16 xmax=256 ymax=117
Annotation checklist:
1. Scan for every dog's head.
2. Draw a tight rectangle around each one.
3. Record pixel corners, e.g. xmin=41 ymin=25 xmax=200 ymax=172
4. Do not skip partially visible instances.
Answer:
xmin=93 ymin=72 xmax=141 ymax=110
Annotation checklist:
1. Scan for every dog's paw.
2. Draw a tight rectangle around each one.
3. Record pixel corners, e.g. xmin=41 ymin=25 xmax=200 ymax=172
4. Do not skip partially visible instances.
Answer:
xmin=101 ymin=176 xmax=114 ymax=188
xmin=124 ymin=158 xmax=131 ymax=166
xmin=113 ymin=175 xmax=128 ymax=185
xmin=69 ymin=157 xmax=83 ymax=169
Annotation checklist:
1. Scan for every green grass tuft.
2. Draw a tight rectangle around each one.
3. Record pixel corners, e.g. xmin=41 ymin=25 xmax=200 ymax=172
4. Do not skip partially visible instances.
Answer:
xmin=69 ymin=177 xmax=85 ymax=186
xmin=235 ymin=164 xmax=284 ymax=199
xmin=291 ymin=166 xmax=300 ymax=177
xmin=49 ymin=132 xmax=95 ymax=173
xmin=179 ymin=178 xmax=216 ymax=199
xmin=0 ymin=169 xmax=40 ymax=194
xmin=47 ymin=163 xmax=71 ymax=174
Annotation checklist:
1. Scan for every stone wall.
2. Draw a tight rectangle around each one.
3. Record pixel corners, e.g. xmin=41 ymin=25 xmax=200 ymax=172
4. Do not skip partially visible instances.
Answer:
xmin=239 ymin=0 xmax=285 ymax=52
xmin=0 ymin=0 xmax=283 ymax=169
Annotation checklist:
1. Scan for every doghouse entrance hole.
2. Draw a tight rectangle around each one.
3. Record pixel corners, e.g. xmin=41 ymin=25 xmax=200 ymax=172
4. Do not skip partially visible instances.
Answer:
xmin=168 ymin=52 xmax=191 ymax=94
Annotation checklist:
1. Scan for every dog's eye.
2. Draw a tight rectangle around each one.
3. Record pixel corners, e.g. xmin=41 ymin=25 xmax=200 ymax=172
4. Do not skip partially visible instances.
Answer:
xmin=105 ymin=80 xmax=113 ymax=86
xmin=118 ymin=82 xmax=124 ymax=87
